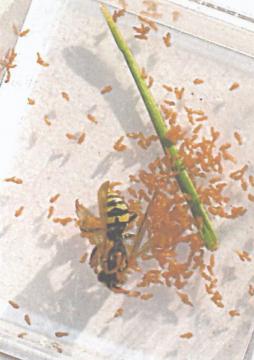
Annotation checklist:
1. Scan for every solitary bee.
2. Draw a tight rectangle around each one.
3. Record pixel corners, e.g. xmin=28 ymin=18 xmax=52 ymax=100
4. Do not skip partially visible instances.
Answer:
xmin=76 ymin=181 xmax=137 ymax=290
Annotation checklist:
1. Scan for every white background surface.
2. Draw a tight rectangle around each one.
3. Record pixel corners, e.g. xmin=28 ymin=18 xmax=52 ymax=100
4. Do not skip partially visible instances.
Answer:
xmin=208 ymin=0 xmax=254 ymax=16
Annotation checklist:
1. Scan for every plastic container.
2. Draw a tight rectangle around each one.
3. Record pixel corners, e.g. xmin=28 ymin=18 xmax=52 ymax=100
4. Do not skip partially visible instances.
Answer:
xmin=0 ymin=0 xmax=254 ymax=359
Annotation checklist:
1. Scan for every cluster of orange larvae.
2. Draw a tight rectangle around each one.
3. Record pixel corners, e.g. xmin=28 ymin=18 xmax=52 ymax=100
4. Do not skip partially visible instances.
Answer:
xmin=111 ymin=76 xmax=254 ymax=315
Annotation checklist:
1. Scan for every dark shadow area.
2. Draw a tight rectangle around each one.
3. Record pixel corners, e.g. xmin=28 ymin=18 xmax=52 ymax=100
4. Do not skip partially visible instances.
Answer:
xmin=62 ymin=45 xmax=161 ymax=178
xmin=13 ymin=231 xmax=110 ymax=331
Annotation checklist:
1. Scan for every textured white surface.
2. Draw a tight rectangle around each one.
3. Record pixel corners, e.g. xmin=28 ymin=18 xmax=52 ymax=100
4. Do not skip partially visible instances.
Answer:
xmin=204 ymin=0 xmax=254 ymax=15
xmin=1 ymin=0 xmax=254 ymax=359
xmin=0 ymin=0 xmax=31 ymax=72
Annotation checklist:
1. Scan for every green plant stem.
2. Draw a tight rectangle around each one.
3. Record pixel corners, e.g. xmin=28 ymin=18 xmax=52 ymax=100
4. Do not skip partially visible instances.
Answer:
xmin=100 ymin=4 xmax=218 ymax=251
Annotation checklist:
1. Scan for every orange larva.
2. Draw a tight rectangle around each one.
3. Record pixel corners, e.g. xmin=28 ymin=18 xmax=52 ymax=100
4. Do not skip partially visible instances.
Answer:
xmin=165 ymin=125 xmax=184 ymax=144
xmin=229 ymin=310 xmax=240 ymax=317
xmin=43 ymin=115 xmax=51 ymax=126
xmin=180 ymin=332 xmax=193 ymax=339
xmin=229 ymin=82 xmax=239 ymax=91
xmin=143 ymin=0 xmax=157 ymax=11
xmin=66 ymin=133 xmax=76 ymax=140
xmin=209 ymin=176 xmax=222 ymax=184
xmin=210 ymin=254 xmax=215 ymax=268
xmin=147 ymin=76 xmax=154 ymax=88
xmin=207 ymin=265 xmax=214 ymax=276
xmin=221 ymin=150 xmax=236 ymax=164
xmin=162 ymin=84 xmax=173 ymax=92
xmin=141 ymin=67 xmax=148 ymax=79
xmin=12 ymin=24 xmax=19 ymax=35
xmin=52 ymin=217 xmax=73 ymax=226
xmin=79 ymin=253 xmax=88 ymax=263
xmin=211 ymin=291 xmax=223 ymax=302
xmin=133 ymin=24 xmax=150 ymax=35
xmin=50 ymin=194 xmax=60 ymax=203
xmin=138 ymin=189 xmax=150 ymax=202
xmin=19 ymin=29 xmax=30 ymax=37
xmin=52 ymin=343 xmax=63 ymax=353
xmin=193 ymin=79 xmax=204 ymax=85
xmin=138 ymin=15 xmax=158 ymax=31
xmin=174 ymin=87 xmax=184 ymax=100
xmin=15 ymin=206 xmax=24 ymax=217
xmin=234 ymin=131 xmax=242 ymax=145
xmin=4 ymin=176 xmax=23 ymax=184
xmin=113 ymin=136 xmax=127 ymax=152
xmin=36 ymin=52 xmax=49 ymax=67
xmin=112 ymin=9 xmax=125 ymax=22
xmin=77 ymin=132 xmax=86 ymax=144
xmin=195 ymin=116 xmax=208 ymax=122
xmin=248 ymin=194 xmax=254 ymax=202
xmin=140 ymin=10 xmax=162 ymax=20
xmin=249 ymin=284 xmax=254 ymax=296
xmin=172 ymin=10 xmax=181 ymax=22
xmin=163 ymin=32 xmax=171 ymax=47
xmin=24 ymin=314 xmax=31 ymax=326
xmin=127 ymin=187 xmax=138 ymax=198
xmin=193 ymin=124 xmax=203 ymax=134
xmin=127 ymin=290 xmax=141 ymax=298
xmin=230 ymin=206 xmax=247 ymax=218
xmin=1 ymin=48 xmax=17 ymax=83
xmin=140 ymin=293 xmax=154 ymax=300
xmin=87 ymin=114 xmax=97 ymax=124
xmin=205 ymin=283 xmax=214 ymax=294
xmin=235 ymin=250 xmax=251 ymax=262
xmin=164 ymin=100 xmax=175 ymax=106
xmin=177 ymin=292 xmax=193 ymax=306
xmin=230 ymin=165 xmax=248 ymax=180
xmin=201 ymin=271 xmax=212 ymax=282
xmin=249 ymin=176 xmax=254 ymax=186
xmin=55 ymin=331 xmax=69 ymax=338
xmin=241 ymin=179 xmax=248 ymax=192
xmin=27 ymin=98 xmax=35 ymax=105
xmin=13 ymin=25 xmax=30 ymax=37
xmin=191 ymin=109 xmax=205 ymax=115
xmin=61 ymin=92 xmax=70 ymax=101
xmin=17 ymin=332 xmax=27 ymax=338
xmin=135 ymin=34 xmax=148 ymax=40
xmin=113 ymin=308 xmax=124 ymax=317
xmin=220 ymin=143 xmax=231 ymax=151
xmin=8 ymin=300 xmax=20 ymax=309
xmin=47 ymin=206 xmax=54 ymax=219
xmin=100 ymin=85 xmax=113 ymax=94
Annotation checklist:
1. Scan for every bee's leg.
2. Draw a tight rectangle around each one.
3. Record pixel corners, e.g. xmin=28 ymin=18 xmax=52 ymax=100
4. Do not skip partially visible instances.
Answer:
xmin=102 ymin=242 xmax=128 ymax=274
xmin=129 ymin=191 xmax=157 ymax=261
xmin=89 ymin=246 xmax=100 ymax=273
xmin=97 ymin=271 xmax=128 ymax=293
xmin=80 ymin=226 xmax=102 ymax=233
xmin=97 ymin=271 xmax=118 ymax=288
xmin=129 ymin=212 xmax=137 ymax=223
xmin=122 ymin=233 xmax=135 ymax=240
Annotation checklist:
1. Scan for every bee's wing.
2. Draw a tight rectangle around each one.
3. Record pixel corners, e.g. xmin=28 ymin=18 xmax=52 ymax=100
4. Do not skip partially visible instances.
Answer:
xmin=75 ymin=199 xmax=94 ymax=219
xmin=75 ymin=199 xmax=104 ymax=231
xmin=97 ymin=181 xmax=110 ymax=227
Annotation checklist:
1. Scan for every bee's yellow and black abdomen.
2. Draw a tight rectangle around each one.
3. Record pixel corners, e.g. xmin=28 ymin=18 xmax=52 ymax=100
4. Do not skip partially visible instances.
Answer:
xmin=106 ymin=192 xmax=131 ymax=226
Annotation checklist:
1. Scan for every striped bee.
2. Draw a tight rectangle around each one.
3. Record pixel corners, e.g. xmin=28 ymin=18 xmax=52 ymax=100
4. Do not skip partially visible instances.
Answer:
xmin=76 ymin=181 xmax=137 ymax=290
xmin=105 ymin=188 xmax=137 ymax=241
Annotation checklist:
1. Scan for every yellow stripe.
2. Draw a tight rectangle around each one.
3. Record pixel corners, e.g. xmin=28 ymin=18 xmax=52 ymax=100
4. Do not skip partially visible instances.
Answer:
xmin=107 ymin=203 xmax=128 ymax=212
xmin=118 ymin=213 xmax=130 ymax=223
xmin=107 ymin=216 xmax=117 ymax=224
xmin=106 ymin=213 xmax=130 ymax=224
xmin=107 ymin=191 xmax=121 ymax=198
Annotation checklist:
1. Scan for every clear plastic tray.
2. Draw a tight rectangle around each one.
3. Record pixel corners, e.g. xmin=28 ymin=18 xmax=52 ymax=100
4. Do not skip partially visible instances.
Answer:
xmin=1 ymin=0 xmax=254 ymax=359
xmin=0 ymin=0 xmax=32 ymax=84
